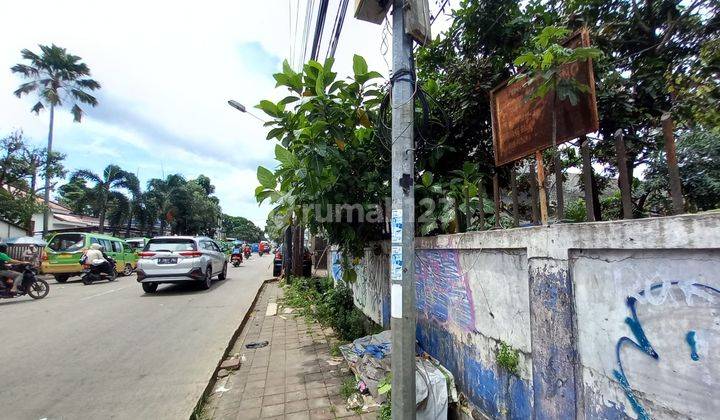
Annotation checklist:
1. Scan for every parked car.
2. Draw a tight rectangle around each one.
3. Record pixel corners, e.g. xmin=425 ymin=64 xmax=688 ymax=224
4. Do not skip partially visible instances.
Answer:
xmin=272 ymin=244 xmax=312 ymax=277
xmin=42 ymin=232 xmax=138 ymax=283
xmin=135 ymin=236 xmax=227 ymax=293
xmin=125 ymin=237 xmax=149 ymax=251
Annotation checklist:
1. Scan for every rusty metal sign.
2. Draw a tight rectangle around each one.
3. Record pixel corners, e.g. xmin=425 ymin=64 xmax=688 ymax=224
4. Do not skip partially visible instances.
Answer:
xmin=490 ymin=29 xmax=599 ymax=166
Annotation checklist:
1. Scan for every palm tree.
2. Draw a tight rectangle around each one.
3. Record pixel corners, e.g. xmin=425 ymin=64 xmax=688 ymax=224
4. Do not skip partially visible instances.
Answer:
xmin=11 ymin=44 xmax=101 ymax=236
xmin=72 ymin=165 xmax=132 ymax=233
xmin=146 ymin=175 xmax=186 ymax=234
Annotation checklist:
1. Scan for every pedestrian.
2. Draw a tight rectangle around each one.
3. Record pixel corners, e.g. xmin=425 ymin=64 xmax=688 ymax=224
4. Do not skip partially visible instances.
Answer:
xmin=22 ymin=245 xmax=40 ymax=268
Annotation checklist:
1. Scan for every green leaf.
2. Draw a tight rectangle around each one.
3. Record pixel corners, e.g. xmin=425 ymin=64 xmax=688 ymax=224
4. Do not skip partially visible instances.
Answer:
xmin=256 ymin=100 xmax=280 ymax=118
xmin=421 ymin=171 xmax=434 ymax=187
xmin=352 ymin=55 xmax=368 ymax=77
xmin=257 ymin=166 xmax=276 ymax=189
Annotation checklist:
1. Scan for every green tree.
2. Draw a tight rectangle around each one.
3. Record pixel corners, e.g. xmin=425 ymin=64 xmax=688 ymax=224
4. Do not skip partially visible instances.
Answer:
xmin=11 ymin=44 xmax=101 ymax=235
xmin=255 ymin=56 xmax=388 ymax=257
xmin=222 ymin=215 xmax=264 ymax=242
xmin=71 ymin=165 xmax=134 ymax=233
xmin=0 ymin=131 xmax=65 ymax=231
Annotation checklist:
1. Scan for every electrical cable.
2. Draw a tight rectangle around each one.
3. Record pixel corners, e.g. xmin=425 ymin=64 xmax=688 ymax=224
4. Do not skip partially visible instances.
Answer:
xmin=310 ymin=0 xmax=330 ymax=61
xmin=326 ymin=0 xmax=350 ymax=59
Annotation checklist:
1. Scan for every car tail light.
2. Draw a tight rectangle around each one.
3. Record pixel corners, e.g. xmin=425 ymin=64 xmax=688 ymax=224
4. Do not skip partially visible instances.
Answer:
xmin=138 ymin=252 xmax=156 ymax=258
xmin=179 ymin=251 xmax=202 ymax=258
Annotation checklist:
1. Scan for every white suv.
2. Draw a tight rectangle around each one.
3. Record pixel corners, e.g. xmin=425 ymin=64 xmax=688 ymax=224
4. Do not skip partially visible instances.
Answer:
xmin=136 ymin=236 xmax=227 ymax=293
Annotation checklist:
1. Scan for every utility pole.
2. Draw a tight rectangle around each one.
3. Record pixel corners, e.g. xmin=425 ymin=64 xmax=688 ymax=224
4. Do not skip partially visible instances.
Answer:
xmin=390 ymin=0 xmax=416 ymax=418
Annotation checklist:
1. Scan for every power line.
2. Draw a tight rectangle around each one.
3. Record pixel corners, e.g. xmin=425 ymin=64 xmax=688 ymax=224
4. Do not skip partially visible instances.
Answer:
xmin=326 ymin=0 xmax=350 ymax=59
xmin=310 ymin=0 xmax=330 ymax=61
xmin=300 ymin=0 xmax=316 ymax=68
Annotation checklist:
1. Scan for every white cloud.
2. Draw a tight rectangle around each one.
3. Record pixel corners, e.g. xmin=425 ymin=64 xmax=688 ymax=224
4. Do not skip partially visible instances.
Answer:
xmin=0 ymin=0 xmax=458 ymax=228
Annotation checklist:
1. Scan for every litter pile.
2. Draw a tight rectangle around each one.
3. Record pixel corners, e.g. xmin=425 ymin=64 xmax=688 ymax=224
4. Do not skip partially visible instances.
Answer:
xmin=338 ymin=330 xmax=458 ymax=419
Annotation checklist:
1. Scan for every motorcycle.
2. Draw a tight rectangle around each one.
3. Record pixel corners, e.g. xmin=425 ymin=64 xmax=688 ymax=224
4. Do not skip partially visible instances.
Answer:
xmin=80 ymin=255 xmax=117 ymax=285
xmin=0 ymin=264 xmax=49 ymax=300
xmin=243 ymin=249 xmax=251 ymax=259
xmin=231 ymin=253 xmax=243 ymax=267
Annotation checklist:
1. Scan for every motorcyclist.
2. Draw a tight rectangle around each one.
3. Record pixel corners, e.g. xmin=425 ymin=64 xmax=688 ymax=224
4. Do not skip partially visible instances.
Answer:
xmin=83 ymin=243 xmax=113 ymax=275
xmin=231 ymin=244 xmax=242 ymax=256
xmin=0 ymin=243 xmax=30 ymax=294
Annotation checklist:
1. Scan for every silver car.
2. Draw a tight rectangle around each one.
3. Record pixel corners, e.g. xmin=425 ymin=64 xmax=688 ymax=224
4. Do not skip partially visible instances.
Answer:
xmin=135 ymin=236 xmax=227 ymax=293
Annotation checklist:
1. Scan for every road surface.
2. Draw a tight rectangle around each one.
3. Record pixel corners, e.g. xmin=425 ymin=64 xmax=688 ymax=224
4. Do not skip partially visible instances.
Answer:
xmin=0 ymin=254 xmax=273 ymax=420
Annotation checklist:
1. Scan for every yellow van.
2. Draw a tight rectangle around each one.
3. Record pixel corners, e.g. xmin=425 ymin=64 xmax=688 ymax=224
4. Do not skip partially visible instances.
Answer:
xmin=42 ymin=232 xmax=138 ymax=283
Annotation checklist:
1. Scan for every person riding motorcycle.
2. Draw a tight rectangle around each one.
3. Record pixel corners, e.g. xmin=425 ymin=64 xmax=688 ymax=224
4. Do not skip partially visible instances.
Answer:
xmin=231 ymin=244 xmax=242 ymax=256
xmin=0 ymin=243 xmax=30 ymax=294
xmin=83 ymin=243 xmax=113 ymax=275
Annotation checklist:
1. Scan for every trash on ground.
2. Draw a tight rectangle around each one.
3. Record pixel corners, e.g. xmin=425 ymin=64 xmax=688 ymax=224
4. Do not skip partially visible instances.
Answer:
xmin=346 ymin=392 xmax=364 ymax=410
xmin=338 ymin=330 xmax=457 ymax=420
xmin=245 ymin=341 xmax=269 ymax=349
xmin=265 ymin=302 xmax=278 ymax=316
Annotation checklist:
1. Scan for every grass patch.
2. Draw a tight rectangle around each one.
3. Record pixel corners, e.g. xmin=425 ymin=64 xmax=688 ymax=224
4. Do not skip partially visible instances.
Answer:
xmin=497 ymin=341 xmax=520 ymax=375
xmin=340 ymin=377 xmax=357 ymax=399
xmin=280 ymin=276 xmax=382 ymax=342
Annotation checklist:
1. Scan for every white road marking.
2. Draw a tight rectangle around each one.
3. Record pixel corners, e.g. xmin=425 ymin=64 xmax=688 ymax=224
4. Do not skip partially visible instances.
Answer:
xmin=81 ymin=287 xmax=127 ymax=300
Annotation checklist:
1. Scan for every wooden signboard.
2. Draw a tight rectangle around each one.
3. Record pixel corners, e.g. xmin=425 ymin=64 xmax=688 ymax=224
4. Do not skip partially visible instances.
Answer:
xmin=490 ymin=29 xmax=599 ymax=166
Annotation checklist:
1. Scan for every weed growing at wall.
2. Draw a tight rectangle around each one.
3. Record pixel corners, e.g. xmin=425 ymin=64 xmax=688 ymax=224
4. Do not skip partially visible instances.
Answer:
xmin=497 ymin=341 xmax=520 ymax=375
xmin=281 ymin=276 xmax=382 ymax=342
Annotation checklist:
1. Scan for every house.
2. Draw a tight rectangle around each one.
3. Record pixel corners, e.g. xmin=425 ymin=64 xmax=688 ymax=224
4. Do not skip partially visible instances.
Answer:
xmin=31 ymin=200 xmax=102 ymax=234
xmin=0 ymin=218 xmax=26 ymax=240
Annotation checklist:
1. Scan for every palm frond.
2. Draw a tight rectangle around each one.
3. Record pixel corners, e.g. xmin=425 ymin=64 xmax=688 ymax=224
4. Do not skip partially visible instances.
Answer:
xmin=69 ymin=88 xmax=98 ymax=106
xmin=10 ymin=63 xmax=39 ymax=78
xmin=31 ymin=101 xmax=45 ymax=114
xmin=13 ymin=81 xmax=39 ymax=97
xmin=71 ymin=104 xmax=83 ymax=122
xmin=75 ymin=78 xmax=101 ymax=90
xmin=72 ymin=169 xmax=103 ymax=184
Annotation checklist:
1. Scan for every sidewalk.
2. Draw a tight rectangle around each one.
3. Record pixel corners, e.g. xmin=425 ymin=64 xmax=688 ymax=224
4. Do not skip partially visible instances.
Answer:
xmin=202 ymin=281 xmax=377 ymax=420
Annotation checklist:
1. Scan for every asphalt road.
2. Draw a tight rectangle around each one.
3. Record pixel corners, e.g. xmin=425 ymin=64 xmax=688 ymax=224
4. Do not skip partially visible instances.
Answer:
xmin=0 ymin=254 xmax=273 ymax=420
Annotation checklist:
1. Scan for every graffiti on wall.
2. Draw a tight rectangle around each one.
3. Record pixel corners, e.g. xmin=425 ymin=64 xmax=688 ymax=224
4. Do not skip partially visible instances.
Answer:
xmin=613 ymin=280 xmax=720 ymax=419
xmin=415 ymin=249 xmax=475 ymax=331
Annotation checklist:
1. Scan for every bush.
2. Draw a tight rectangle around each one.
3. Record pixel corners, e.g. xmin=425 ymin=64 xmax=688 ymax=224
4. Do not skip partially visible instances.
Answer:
xmin=565 ymin=198 xmax=587 ymax=222
xmin=282 ymin=276 xmax=382 ymax=342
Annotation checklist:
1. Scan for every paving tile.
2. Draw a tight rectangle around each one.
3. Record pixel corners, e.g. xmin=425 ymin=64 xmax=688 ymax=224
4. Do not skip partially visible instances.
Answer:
xmin=305 ymin=380 xmax=325 ymax=390
xmin=285 ymin=399 xmax=309 ymax=414
xmin=285 ymin=382 xmax=305 ymax=392
xmin=242 ymin=386 xmax=265 ymax=399
xmin=307 ymin=397 xmax=331 ymax=409
xmin=246 ymin=379 xmax=266 ymax=390
xmin=285 ymin=390 xmax=306 ymax=402
xmin=236 ymin=407 xmax=261 ymax=419
xmin=306 ymin=387 xmax=328 ymax=399
xmin=262 ymin=392 xmax=285 ymax=406
xmin=285 ymin=410 xmax=311 ymax=420
xmin=260 ymin=403 xmax=284 ymax=417
xmin=263 ymin=384 xmax=285 ymax=396
xmin=239 ymin=397 xmax=263 ymax=409
xmin=309 ymin=407 xmax=335 ymax=419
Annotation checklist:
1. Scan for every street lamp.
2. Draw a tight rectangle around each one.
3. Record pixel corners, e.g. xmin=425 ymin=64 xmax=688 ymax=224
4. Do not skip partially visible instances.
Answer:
xmin=227 ymin=99 xmax=266 ymax=123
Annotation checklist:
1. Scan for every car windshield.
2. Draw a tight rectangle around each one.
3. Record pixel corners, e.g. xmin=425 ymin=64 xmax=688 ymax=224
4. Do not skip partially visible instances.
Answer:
xmin=145 ymin=239 xmax=196 ymax=252
xmin=47 ymin=234 xmax=85 ymax=252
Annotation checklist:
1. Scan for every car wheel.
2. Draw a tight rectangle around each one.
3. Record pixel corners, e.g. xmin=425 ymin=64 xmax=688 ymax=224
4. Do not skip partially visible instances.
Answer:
xmin=55 ymin=274 xmax=69 ymax=283
xmin=142 ymin=282 xmax=158 ymax=293
xmin=200 ymin=266 xmax=212 ymax=290
xmin=122 ymin=264 xmax=133 ymax=276
xmin=218 ymin=263 xmax=227 ymax=280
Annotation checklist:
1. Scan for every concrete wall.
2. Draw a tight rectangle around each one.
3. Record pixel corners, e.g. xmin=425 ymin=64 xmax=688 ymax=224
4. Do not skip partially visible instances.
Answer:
xmin=0 ymin=219 xmax=26 ymax=240
xmin=336 ymin=212 xmax=720 ymax=419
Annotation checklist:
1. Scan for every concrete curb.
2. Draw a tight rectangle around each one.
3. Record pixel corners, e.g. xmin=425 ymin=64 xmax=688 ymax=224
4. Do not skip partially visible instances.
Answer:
xmin=190 ymin=277 xmax=278 ymax=419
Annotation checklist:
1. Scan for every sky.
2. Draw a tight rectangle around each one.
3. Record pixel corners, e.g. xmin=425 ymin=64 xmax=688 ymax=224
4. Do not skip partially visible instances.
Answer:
xmin=0 ymin=0 xmax=455 ymax=228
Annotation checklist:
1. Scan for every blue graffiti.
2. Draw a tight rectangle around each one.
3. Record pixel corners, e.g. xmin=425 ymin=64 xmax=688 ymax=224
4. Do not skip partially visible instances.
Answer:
xmin=686 ymin=331 xmax=699 ymax=361
xmin=613 ymin=281 xmax=719 ymax=420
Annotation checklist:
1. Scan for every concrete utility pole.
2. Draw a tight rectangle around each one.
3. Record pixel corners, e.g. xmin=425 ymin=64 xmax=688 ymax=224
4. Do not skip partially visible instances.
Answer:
xmin=390 ymin=0 xmax=416 ymax=418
